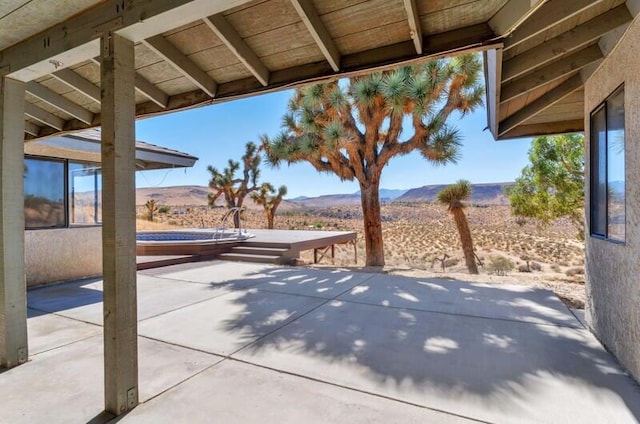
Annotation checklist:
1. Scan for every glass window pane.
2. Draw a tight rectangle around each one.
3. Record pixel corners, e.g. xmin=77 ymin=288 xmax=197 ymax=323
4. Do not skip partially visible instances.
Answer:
xmin=69 ymin=162 xmax=102 ymax=225
xmin=590 ymin=106 xmax=607 ymax=237
xmin=606 ymin=88 xmax=625 ymax=241
xmin=24 ymin=158 xmax=66 ymax=228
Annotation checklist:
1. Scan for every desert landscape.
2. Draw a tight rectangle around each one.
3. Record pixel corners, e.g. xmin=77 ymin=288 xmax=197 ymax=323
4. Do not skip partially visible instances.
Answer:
xmin=136 ymin=184 xmax=586 ymax=309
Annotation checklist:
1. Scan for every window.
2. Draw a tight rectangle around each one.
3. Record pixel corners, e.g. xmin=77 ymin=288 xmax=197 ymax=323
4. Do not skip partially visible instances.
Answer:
xmin=590 ymin=85 xmax=625 ymax=242
xmin=69 ymin=162 xmax=102 ymax=225
xmin=24 ymin=157 xmax=66 ymax=229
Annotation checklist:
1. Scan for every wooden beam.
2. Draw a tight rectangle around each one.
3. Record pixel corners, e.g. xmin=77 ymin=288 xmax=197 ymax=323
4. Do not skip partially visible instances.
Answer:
xmin=290 ymin=0 xmax=341 ymax=72
xmin=143 ymin=35 xmax=217 ymax=97
xmin=504 ymin=0 xmax=604 ymax=51
xmin=402 ymin=0 xmax=423 ymax=54
xmin=0 ymin=77 xmax=28 ymax=369
xmin=498 ymin=119 xmax=584 ymax=140
xmin=203 ymin=14 xmax=270 ymax=86
xmin=100 ymin=33 xmax=138 ymax=416
xmin=24 ymin=102 xmax=65 ymax=131
xmin=0 ymin=0 xmax=256 ymax=81
xmin=484 ymin=48 xmax=503 ymax=139
xmin=489 ymin=0 xmax=548 ymax=36
xmin=90 ymin=57 xmax=168 ymax=108
xmin=501 ymin=44 xmax=602 ymax=103
xmin=25 ymin=81 xmax=94 ymax=124
xmin=51 ymin=68 xmax=101 ymax=103
xmin=502 ymin=5 xmax=631 ymax=82
xmin=24 ymin=121 xmax=41 ymax=137
xmin=499 ymin=74 xmax=583 ymax=136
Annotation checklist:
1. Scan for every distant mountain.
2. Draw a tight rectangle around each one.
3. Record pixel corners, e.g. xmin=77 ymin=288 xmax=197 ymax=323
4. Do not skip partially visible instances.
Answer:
xmin=288 ymin=188 xmax=407 ymax=207
xmin=395 ymin=182 xmax=514 ymax=205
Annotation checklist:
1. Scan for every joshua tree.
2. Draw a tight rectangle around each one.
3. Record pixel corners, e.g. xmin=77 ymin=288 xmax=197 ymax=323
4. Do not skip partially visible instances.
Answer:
xmin=262 ymin=54 xmax=483 ymax=266
xmin=208 ymin=141 xmax=261 ymax=228
xmin=437 ymin=180 xmax=478 ymax=274
xmin=251 ymin=183 xmax=287 ymax=229
xmin=145 ymin=199 xmax=158 ymax=222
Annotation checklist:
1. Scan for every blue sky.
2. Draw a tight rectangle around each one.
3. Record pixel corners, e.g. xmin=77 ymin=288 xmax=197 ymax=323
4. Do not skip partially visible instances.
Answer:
xmin=135 ymin=89 xmax=533 ymax=198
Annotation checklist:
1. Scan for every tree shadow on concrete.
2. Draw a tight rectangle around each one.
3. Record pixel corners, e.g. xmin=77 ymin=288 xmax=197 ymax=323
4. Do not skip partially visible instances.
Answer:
xmin=216 ymin=266 xmax=640 ymax=422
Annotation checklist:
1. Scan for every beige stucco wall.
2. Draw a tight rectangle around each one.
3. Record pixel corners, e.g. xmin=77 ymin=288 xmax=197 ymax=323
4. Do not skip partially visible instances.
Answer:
xmin=584 ymin=16 xmax=640 ymax=382
xmin=25 ymin=227 xmax=102 ymax=287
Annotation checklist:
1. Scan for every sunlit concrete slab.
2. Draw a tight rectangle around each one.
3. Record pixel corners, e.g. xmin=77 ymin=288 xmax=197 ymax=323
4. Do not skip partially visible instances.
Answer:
xmin=28 ymin=274 xmax=240 ymax=325
xmin=117 ymin=360 xmax=475 ymax=424
xmin=251 ymin=266 xmax=375 ymax=299
xmin=140 ymin=260 xmax=275 ymax=285
xmin=339 ymin=273 xmax=581 ymax=328
xmin=234 ymin=300 xmax=640 ymax=424
xmin=139 ymin=288 xmax=325 ymax=356
xmin=27 ymin=308 xmax=101 ymax=355
xmin=0 ymin=335 xmax=221 ymax=424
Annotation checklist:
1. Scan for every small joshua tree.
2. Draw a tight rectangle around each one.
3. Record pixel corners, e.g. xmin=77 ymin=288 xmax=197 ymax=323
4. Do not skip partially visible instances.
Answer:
xmin=436 ymin=180 xmax=478 ymax=274
xmin=251 ymin=183 xmax=287 ymax=229
xmin=145 ymin=199 xmax=158 ymax=222
xmin=208 ymin=141 xmax=261 ymax=228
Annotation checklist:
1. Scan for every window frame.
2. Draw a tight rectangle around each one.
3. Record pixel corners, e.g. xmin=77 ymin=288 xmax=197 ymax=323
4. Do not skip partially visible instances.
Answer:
xmin=589 ymin=84 xmax=626 ymax=244
xmin=68 ymin=160 xmax=102 ymax=227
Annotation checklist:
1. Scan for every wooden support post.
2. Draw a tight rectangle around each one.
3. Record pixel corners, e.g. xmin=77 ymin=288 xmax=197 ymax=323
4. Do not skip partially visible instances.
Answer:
xmin=0 ymin=77 xmax=27 ymax=369
xmin=100 ymin=32 xmax=138 ymax=415
xmin=331 ymin=244 xmax=335 ymax=264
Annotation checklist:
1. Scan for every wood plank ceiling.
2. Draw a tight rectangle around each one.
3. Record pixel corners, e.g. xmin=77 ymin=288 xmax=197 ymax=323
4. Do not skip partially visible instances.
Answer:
xmin=1 ymin=0 xmax=636 ymax=141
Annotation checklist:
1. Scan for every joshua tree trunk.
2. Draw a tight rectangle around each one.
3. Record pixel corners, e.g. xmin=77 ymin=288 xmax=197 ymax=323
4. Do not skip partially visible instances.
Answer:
xmin=360 ymin=178 xmax=384 ymax=267
xmin=452 ymin=209 xmax=478 ymax=274
xmin=233 ymin=200 xmax=242 ymax=229
xmin=266 ymin=210 xmax=274 ymax=229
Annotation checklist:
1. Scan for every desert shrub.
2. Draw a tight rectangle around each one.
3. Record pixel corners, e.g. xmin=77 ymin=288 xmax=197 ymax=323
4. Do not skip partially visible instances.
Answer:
xmin=550 ymin=264 xmax=561 ymax=273
xmin=565 ymin=267 xmax=585 ymax=277
xmin=443 ymin=258 xmax=459 ymax=268
xmin=558 ymin=260 xmax=570 ymax=267
xmin=518 ymin=264 xmax=531 ymax=273
xmin=530 ymin=262 xmax=542 ymax=271
xmin=158 ymin=206 xmax=171 ymax=214
xmin=487 ymin=255 xmax=515 ymax=276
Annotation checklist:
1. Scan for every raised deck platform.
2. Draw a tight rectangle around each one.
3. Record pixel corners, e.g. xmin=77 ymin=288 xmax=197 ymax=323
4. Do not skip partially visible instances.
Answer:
xmin=137 ymin=229 xmax=357 ymax=267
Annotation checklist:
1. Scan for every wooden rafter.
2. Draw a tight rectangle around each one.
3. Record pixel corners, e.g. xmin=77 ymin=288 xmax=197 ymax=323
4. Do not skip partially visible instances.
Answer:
xmin=143 ymin=35 xmax=217 ymax=97
xmin=290 ymin=0 xmax=341 ymax=72
xmin=488 ymin=0 xmax=548 ymax=36
xmin=402 ymin=0 xmax=423 ymax=54
xmin=51 ymin=68 xmax=101 ymax=104
xmin=24 ymin=121 xmax=41 ymax=137
xmin=502 ymin=5 xmax=631 ymax=82
xmin=501 ymin=44 xmax=602 ymax=103
xmin=24 ymin=102 xmax=65 ymax=131
xmin=504 ymin=0 xmax=605 ymax=51
xmin=25 ymin=81 xmax=94 ymax=125
xmin=203 ymin=14 xmax=270 ymax=86
xmin=90 ymin=57 xmax=168 ymax=108
xmin=498 ymin=74 xmax=583 ymax=136
xmin=499 ymin=119 xmax=584 ymax=140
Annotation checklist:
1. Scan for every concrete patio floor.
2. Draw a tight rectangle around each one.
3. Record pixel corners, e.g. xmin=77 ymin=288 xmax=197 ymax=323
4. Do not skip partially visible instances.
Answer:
xmin=2 ymin=260 xmax=639 ymax=423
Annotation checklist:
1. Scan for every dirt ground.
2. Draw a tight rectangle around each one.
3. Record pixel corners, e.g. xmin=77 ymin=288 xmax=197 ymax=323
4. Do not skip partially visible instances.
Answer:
xmin=137 ymin=202 xmax=586 ymax=309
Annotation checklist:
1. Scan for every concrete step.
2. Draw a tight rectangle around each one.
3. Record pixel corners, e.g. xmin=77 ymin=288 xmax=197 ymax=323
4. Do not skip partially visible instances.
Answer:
xmin=218 ymin=252 xmax=281 ymax=264
xmin=229 ymin=246 xmax=290 ymax=256
xmin=241 ymin=241 xmax=291 ymax=249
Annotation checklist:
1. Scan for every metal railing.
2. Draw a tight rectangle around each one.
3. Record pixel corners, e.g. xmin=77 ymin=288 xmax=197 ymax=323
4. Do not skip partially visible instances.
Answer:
xmin=214 ymin=207 xmax=247 ymax=240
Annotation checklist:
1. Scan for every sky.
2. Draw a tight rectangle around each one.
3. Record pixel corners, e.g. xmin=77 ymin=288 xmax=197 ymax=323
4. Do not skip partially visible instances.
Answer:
xmin=135 ymin=88 xmax=533 ymax=198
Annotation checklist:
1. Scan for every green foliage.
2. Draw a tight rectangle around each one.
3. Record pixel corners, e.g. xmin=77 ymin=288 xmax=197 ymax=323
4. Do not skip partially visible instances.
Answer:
xmin=158 ymin=206 xmax=171 ymax=214
xmin=487 ymin=255 xmax=515 ymax=276
xmin=506 ymin=134 xmax=585 ymax=239
xmin=436 ymin=179 xmax=471 ymax=210
xmin=145 ymin=199 xmax=158 ymax=222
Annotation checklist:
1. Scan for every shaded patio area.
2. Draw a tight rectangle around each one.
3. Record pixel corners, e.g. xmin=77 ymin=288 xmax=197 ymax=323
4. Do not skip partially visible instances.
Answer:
xmin=3 ymin=261 xmax=639 ymax=423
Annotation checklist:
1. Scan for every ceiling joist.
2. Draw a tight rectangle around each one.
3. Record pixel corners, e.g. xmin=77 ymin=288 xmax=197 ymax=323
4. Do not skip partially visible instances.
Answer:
xmin=24 ymin=121 xmax=41 ymax=137
xmin=489 ymin=0 xmax=548 ymax=36
xmin=290 ymin=0 xmax=341 ymax=72
xmin=25 ymin=81 xmax=94 ymax=125
xmin=504 ymin=0 xmax=605 ymax=51
xmin=24 ymin=102 xmax=66 ymax=131
xmin=90 ymin=57 xmax=169 ymax=108
xmin=502 ymin=5 xmax=632 ymax=82
xmin=402 ymin=0 xmax=423 ymax=54
xmin=143 ymin=35 xmax=217 ymax=97
xmin=51 ymin=68 xmax=101 ymax=104
xmin=203 ymin=14 xmax=270 ymax=86
xmin=501 ymin=43 xmax=602 ymax=103
xmin=499 ymin=74 xmax=583 ymax=136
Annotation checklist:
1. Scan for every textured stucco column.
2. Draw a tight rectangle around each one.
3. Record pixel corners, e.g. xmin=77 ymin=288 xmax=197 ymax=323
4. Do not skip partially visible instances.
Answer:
xmin=0 ymin=77 xmax=27 ymax=369
xmin=100 ymin=32 xmax=138 ymax=415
